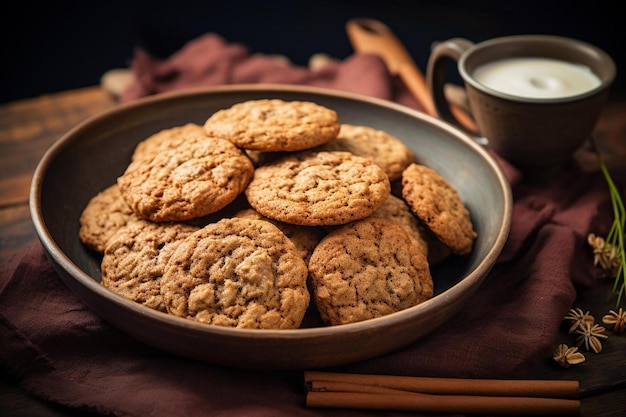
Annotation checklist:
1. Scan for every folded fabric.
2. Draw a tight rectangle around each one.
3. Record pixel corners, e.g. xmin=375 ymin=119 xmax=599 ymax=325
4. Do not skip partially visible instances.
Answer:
xmin=0 ymin=33 xmax=618 ymax=417
xmin=120 ymin=33 xmax=422 ymax=110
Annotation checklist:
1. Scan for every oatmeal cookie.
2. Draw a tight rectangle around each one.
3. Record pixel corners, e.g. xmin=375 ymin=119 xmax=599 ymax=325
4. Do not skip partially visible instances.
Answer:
xmin=315 ymin=124 xmax=415 ymax=181
xmin=401 ymin=163 xmax=477 ymax=256
xmin=234 ymin=208 xmax=325 ymax=265
xmin=101 ymin=219 xmax=199 ymax=311
xmin=79 ymin=183 xmax=141 ymax=253
xmin=373 ymin=193 xmax=451 ymax=266
xmin=161 ymin=217 xmax=310 ymax=329
xmin=245 ymin=151 xmax=391 ymax=226
xmin=308 ymin=217 xmax=434 ymax=326
xmin=131 ymin=123 xmax=206 ymax=161
xmin=203 ymin=99 xmax=340 ymax=151
xmin=117 ymin=135 xmax=254 ymax=222
xmin=370 ymin=194 xmax=429 ymax=258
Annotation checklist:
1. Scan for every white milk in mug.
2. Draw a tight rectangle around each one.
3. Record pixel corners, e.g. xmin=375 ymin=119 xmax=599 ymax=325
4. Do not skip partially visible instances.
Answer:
xmin=473 ymin=57 xmax=602 ymax=99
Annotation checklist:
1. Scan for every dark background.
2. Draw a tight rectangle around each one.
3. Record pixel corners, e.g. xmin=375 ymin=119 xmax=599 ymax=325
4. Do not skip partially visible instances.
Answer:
xmin=2 ymin=0 xmax=624 ymax=104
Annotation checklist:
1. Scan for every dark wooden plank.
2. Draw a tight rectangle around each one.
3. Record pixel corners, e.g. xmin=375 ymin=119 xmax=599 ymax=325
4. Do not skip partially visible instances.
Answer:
xmin=0 ymin=87 xmax=115 ymax=262
xmin=0 ymin=87 xmax=116 ymax=206
xmin=580 ymin=387 xmax=626 ymax=417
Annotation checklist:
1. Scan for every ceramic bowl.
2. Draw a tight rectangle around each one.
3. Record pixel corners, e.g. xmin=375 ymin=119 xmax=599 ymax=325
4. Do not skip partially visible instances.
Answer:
xmin=30 ymin=84 xmax=512 ymax=370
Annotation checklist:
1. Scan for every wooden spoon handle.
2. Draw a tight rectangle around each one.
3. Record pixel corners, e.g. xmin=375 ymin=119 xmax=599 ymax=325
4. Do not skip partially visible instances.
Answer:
xmin=346 ymin=18 xmax=436 ymax=116
xmin=346 ymin=18 xmax=477 ymax=133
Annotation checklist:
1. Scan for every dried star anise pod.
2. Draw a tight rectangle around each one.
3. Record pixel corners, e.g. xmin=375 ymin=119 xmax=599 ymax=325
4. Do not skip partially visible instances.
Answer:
xmin=602 ymin=308 xmax=626 ymax=334
xmin=575 ymin=322 xmax=609 ymax=353
xmin=563 ymin=307 xmax=595 ymax=334
xmin=553 ymin=344 xmax=586 ymax=368
xmin=587 ymin=233 xmax=620 ymax=276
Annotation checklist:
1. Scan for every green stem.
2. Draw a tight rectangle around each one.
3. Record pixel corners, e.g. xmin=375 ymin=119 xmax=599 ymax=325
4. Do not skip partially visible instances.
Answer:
xmin=592 ymin=136 xmax=626 ymax=307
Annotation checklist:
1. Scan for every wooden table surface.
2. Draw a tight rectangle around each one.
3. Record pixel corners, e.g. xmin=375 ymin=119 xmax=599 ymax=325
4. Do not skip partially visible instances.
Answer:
xmin=1 ymin=86 xmax=626 ymax=416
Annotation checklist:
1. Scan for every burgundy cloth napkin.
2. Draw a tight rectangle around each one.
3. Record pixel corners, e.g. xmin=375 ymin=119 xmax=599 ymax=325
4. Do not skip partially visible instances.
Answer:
xmin=0 ymin=33 xmax=619 ymax=417
xmin=119 ymin=33 xmax=421 ymax=109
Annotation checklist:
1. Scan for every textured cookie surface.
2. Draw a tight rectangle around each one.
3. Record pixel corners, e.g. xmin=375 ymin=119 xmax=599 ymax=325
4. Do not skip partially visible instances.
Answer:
xmin=401 ymin=163 xmax=477 ymax=256
xmin=117 ymin=135 xmax=254 ymax=222
xmin=308 ymin=218 xmax=433 ymax=326
xmin=160 ymin=218 xmax=310 ymax=329
xmin=370 ymin=194 xmax=429 ymax=258
xmin=315 ymin=124 xmax=415 ymax=181
xmin=203 ymin=99 xmax=340 ymax=151
xmin=234 ymin=208 xmax=326 ymax=265
xmin=132 ymin=123 xmax=206 ymax=161
xmin=245 ymin=151 xmax=391 ymax=226
xmin=79 ymin=183 xmax=141 ymax=253
xmin=101 ymin=220 xmax=199 ymax=311
xmin=372 ymin=193 xmax=451 ymax=266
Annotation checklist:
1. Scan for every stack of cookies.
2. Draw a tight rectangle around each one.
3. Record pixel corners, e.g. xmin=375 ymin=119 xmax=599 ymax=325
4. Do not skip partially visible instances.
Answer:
xmin=79 ymin=98 xmax=477 ymax=329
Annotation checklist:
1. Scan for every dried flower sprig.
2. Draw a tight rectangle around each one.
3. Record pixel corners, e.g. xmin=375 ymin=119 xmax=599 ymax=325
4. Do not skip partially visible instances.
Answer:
xmin=553 ymin=344 xmax=586 ymax=368
xmin=575 ymin=321 xmax=608 ymax=353
xmin=563 ymin=308 xmax=595 ymax=334
xmin=602 ymin=307 xmax=626 ymax=334
xmin=589 ymin=135 xmax=626 ymax=307
xmin=588 ymin=234 xmax=621 ymax=276
xmin=556 ymin=305 xmax=626 ymax=367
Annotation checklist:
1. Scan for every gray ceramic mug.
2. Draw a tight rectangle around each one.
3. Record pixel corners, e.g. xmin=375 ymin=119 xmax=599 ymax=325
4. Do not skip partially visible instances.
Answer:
xmin=426 ymin=35 xmax=616 ymax=176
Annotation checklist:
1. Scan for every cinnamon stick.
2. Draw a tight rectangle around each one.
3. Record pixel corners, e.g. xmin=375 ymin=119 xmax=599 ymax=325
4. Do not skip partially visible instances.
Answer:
xmin=306 ymin=391 xmax=581 ymax=416
xmin=308 ymin=379 xmax=415 ymax=395
xmin=304 ymin=371 xmax=579 ymax=399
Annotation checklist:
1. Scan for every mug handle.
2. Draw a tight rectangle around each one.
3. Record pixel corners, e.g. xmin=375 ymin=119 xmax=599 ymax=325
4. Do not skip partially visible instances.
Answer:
xmin=426 ymin=38 xmax=480 ymax=140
